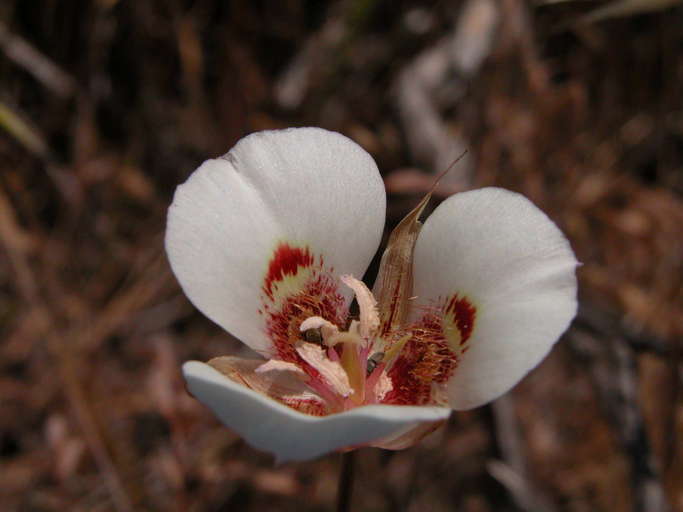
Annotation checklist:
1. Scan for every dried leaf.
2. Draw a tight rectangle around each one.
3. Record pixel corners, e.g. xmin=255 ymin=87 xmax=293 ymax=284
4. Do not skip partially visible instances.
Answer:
xmin=372 ymin=192 xmax=431 ymax=337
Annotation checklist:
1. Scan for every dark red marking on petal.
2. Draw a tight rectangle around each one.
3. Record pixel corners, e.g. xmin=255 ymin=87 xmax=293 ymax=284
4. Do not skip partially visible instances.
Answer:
xmin=446 ymin=295 xmax=476 ymax=345
xmin=381 ymin=295 xmax=475 ymax=406
xmin=263 ymin=256 xmax=347 ymax=383
xmin=262 ymin=243 xmax=315 ymax=301
xmin=382 ymin=311 xmax=458 ymax=406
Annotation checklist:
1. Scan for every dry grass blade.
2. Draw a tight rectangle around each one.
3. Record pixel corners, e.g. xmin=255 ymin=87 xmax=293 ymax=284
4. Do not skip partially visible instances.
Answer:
xmin=0 ymin=21 xmax=76 ymax=98
xmin=0 ymin=101 xmax=49 ymax=157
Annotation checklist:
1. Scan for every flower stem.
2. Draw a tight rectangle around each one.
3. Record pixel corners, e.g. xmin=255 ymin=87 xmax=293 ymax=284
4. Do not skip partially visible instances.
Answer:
xmin=336 ymin=451 xmax=356 ymax=512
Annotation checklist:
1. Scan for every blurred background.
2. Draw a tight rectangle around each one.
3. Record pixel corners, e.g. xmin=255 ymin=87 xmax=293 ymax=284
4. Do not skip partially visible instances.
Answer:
xmin=1 ymin=1 xmax=681 ymax=511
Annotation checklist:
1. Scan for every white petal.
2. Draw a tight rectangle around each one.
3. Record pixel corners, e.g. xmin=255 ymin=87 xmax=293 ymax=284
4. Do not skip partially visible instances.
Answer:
xmin=183 ymin=361 xmax=450 ymax=462
xmin=166 ymin=128 xmax=386 ymax=354
xmin=412 ymin=188 xmax=578 ymax=410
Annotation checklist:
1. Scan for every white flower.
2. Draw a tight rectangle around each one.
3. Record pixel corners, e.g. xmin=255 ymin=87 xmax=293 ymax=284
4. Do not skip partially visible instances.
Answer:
xmin=165 ymin=127 xmax=578 ymax=462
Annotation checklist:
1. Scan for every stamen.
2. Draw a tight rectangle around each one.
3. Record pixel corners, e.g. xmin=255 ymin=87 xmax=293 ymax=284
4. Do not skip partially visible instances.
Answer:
xmin=327 ymin=347 xmax=340 ymax=362
xmin=327 ymin=331 xmax=363 ymax=348
xmin=366 ymin=352 xmax=384 ymax=376
xmin=303 ymin=328 xmax=323 ymax=344
xmin=340 ymin=343 xmax=364 ymax=405
xmin=295 ymin=342 xmax=353 ymax=398
xmin=340 ymin=274 xmax=379 ymax=340
xmin=299 ymin=316 xmax=340 ymax=344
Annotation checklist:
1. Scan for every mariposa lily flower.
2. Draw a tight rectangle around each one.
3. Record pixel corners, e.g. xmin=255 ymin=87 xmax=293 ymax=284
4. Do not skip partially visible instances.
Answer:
xmin=166 ymin=127 xmax=578 ymax=462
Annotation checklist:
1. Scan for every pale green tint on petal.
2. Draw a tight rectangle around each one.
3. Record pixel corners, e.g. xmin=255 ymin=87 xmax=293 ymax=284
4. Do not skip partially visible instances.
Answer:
xmin=166 ymin=128 xmax=386 ymax=355
xmin=183 ymin=361 xmax=451 ymax=462
xmin=412 ymin=188 xmax=578 ymax=410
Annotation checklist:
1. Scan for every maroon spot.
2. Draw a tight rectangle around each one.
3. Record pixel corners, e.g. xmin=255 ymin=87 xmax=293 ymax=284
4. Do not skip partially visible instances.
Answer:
xmin=381 ymin=295 xmax=475 ymax=406
xmin=382 ymin=311 xmax=458 ymax=406
xmin=264 ymin=272 xmax=346 ymax=379
xmin=446 ymin=295 xmax=476 ymax=345
xmin=262 ymin=243 xmax=315 ymax=300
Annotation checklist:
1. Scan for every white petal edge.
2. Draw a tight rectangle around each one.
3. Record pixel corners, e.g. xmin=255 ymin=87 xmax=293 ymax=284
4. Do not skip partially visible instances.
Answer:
xmin=166 ymin=128 xmax=386 ymax=355
xmin=412 ymin=188 xmax=578 ymax=410
xmin=183 ymin=361 xmax=451 ymax=462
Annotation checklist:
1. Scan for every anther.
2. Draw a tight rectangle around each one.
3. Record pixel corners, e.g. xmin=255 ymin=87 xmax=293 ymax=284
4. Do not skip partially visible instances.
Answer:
xmin=366 ymin=352 xmax=384 ymax=375
xmin=303 ymin=328 xmax=323 ymax=344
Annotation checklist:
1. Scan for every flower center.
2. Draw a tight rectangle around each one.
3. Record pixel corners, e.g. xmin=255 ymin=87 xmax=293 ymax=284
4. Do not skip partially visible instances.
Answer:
xmin=258 ymin=244 xmax=476 ymax=413
xmin=295 ymin=274 xmax=391 ymax=409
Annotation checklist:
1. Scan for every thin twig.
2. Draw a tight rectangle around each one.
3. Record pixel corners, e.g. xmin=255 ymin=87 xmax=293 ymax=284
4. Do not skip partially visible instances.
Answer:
xmin=0 ymin=21 xmax=76 ymax=98
xmin=0 ymin=101 xmax=49 ymax=157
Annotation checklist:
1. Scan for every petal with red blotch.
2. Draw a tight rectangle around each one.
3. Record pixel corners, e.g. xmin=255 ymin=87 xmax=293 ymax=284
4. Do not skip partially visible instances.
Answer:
xmin=166 ymin=128 xmax=386 ymax=355
xmin=411 ymin=188 xmax=578 ymax=410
